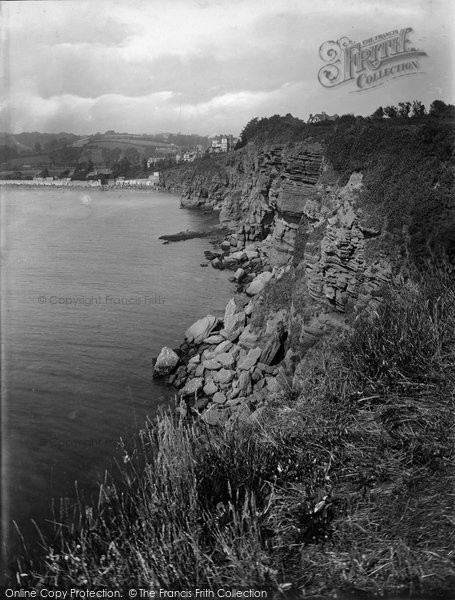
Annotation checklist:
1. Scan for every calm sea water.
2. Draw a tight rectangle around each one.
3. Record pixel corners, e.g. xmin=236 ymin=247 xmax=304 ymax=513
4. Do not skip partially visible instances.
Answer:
xmin=1 ymin=187 xmax=233 ymax=571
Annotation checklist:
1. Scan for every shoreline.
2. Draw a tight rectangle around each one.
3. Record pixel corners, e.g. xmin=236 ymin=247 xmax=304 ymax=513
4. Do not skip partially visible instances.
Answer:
xmin=0 ymin=180 xmax=166 ymax=192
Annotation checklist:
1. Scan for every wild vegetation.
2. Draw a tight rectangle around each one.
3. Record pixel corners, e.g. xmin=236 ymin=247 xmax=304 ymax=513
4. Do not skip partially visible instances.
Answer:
xmin=14 ymin=273 xmax=454 ymax=596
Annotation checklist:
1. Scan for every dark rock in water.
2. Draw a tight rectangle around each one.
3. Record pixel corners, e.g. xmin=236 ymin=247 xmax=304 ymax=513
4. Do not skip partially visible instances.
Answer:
xmin=153 ymin=346 xmax=179 ymax=378
xmin=200 ymin=263 xmax=209 ymax=267
xmin=204 ymin=250 xmax=221 ymax=261
xmin=159 ymin=228 xmax=218 ymax=242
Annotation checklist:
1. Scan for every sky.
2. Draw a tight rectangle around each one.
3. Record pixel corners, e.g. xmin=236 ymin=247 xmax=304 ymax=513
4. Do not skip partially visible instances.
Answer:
xmin=0 ymin=0 xmax=453 ymax=136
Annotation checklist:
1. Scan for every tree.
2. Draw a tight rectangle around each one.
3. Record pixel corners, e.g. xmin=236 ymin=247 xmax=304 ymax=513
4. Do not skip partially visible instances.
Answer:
xmin=39 ymin=168 xmax=50 ymax=178
xmin=371 ymin=106 xmax=384 ymax=119
xmin=124 ymin=147 xmax=141 ymax=165
xmin=237 ymin=117 xmax=259 ymax=148
xmin=384 ymin=105 xmax=398 ymax=118
xmin=429 ymin=100 xmax=455 ymax=117
xmin=112 ymin=157 xmax=131 ymax=178
xmin=411 ymin=100 xmax=426 ymax=117
xmin=398 ymin=102 xmax=411 ymax=118
xmin=34 ymin=142 xmax=42 ymax=153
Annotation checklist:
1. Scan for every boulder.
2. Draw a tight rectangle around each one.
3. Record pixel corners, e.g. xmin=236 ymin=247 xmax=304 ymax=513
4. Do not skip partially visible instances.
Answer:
xmin=220 ymin=240 xmax=231 ymax=251
xmin=185 ymin=315 xmax=218 ymax=344
xmin=203 ymin=359 xmax=222 ymax=370
xmin=259 ymin=332 xmax=285 ymax=366
xmin=153 ymin=346 xmax=179 ymax=377
xmin=237 ymin=371 xmax=252 ymax=395
xmin=246 ymin=271 xmax=273 ymax=296
xmin=203 ymin=380 xmax=219 ymax=396
xmin=251 ymin=368 xmax=262 ymax=382
xmin=238 ymin=325 xmax=259 ymax=349
xmin=214 ymin=340 xmax=233 ymax=355
xmin=256 ymin=362 xmax=276 ymax=375
xmin=266 ymin=377 xmax=281 ymax=394
xmin=238 ymin=347 xmax=262 ymax=371
xmin=216 ymin=352 xmax=236 ymax=369
xmin=213 ymin=392 xmax=227 ymax=404
xmin=186 ymin=362 xmax=197 ymax=375
xmin=213 ymin=368 xmax=234 ymax=384
xmin=234 ymin=268 xmax=245 ymax=281
xmin=180 ymin=377 xmax=204 ymax=397
xmin=203 ymin=334 xmax=225 ymax=344
xmin=224 ymin=311 xmax=246 ymax=338
xmin=195 ymin=364 xmax=205 ymax=377
xmin=230 ymin=251 xmax=246 ymax=261
xmin=188 ymin=354 xmax=200 ymax=364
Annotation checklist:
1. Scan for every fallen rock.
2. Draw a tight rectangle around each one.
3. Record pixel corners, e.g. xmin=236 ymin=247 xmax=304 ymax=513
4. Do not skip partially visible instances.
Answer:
xmin=260 ymin=332 xmax=286 ymax=366
xmin=203 ymin=359 xmax=222 ymax=370
xmin=251 ymin=368 xmax=262 ymax=383
xmin=203 ymin=380 xmax=218 ymax=396
xmin=256 ymin=362 xmax=276 ymax=375
xmin=238 ymin=325 xmax=259 ymax=349
xmin=213 ymin=368 xmax=234 ymax=384
xmin=195 ymin=364 xmax=205 ymax=377
xmin=214 ymin=340 xmax=233 ymax=355
xmin=246 ymin=271 xmax=273 ymax=296
xmin=237 ymin=371 xmax=252 ymax=395
xmin=266 ymin=377 xmax=281 ymax=394
xmin=180 ymin=377 xmax=204 ymax=397
xmin=153 ymin=346 xmax=179 ymax=377
xmin=234 ymin=267 xmax=245 ymax=281
xmin=185 ymin=315 xmax=218 ymax=344
xmin=188 ymin=354 xmax=200 ymax=364
xmin=203 ymin=334 xmax=225 ymax=344
xmin=213 ymin=392 xmax=227 ymax=404
xmin=230 ymin=250 xmax=246 ymax=261
xmin=238 ymin=347 xmax=262 ymax=371
xmin=217 ymin=352 xmax=236 ymax=369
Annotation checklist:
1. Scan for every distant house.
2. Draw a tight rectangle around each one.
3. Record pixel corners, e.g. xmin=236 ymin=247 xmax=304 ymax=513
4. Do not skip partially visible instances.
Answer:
xmin=307 ymin=112 xmax=339 ymax=123
xmin=209 ymin=134 xmax=237 ymax=153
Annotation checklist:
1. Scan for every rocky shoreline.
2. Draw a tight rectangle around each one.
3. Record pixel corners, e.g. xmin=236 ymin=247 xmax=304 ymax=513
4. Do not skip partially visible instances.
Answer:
xmin=153 ymin=232 xmax=291 ymax=426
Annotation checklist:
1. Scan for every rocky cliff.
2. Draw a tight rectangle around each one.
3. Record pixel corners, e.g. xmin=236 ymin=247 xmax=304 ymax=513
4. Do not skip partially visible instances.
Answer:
xmin=159 ymin=115 xmax=454 ymax=421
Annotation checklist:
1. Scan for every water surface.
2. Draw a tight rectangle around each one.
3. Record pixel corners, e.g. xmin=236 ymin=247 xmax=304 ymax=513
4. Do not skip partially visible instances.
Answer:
xmin=1 ymin=187 xmax=233 ymax=570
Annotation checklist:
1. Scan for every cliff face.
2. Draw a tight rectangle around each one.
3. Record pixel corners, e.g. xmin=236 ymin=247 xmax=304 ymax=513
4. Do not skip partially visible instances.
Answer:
xmin=161 ymin=121 xmax=454 ymax=378
xmin=162 ymin=142 xmax=326 ymax=264
xmin=161 ymin=142 xmax=394 ymax=319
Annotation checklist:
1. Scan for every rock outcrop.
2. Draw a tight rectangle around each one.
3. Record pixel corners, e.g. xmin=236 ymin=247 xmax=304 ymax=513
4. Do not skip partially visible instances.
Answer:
xmin=158 ymin=128 xmax=454 ymax=425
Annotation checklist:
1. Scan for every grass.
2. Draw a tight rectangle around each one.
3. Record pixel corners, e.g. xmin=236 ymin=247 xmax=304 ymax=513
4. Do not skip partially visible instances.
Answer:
xmin=11 ymin=272 xmax=455 ymax=597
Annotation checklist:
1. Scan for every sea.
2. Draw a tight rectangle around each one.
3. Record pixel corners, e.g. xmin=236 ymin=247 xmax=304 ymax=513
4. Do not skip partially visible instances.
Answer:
xmin=1 ymin=186 xmax=233 ymax=573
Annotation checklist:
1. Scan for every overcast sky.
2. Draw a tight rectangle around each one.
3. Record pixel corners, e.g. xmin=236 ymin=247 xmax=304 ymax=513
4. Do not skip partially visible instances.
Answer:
xmin=0 ymin=0 xmax=453 ymax=135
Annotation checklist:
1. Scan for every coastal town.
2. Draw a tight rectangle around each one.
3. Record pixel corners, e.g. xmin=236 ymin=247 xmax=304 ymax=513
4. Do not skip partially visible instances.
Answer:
xmin=0 ymin=131 xmax=240 ymax=187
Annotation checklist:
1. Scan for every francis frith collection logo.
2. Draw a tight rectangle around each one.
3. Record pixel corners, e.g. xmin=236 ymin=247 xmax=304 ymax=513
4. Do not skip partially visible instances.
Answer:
xmin=318 ymin=27 xmax=427 ymax=92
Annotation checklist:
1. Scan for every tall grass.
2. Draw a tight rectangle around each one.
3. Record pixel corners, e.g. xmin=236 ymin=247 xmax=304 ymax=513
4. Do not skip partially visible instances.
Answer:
xmin=13 ymin=274 xmax=455 ymax=596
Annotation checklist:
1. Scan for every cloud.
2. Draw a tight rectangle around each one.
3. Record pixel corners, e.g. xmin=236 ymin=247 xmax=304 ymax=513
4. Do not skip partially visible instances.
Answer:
xmin=0 ymin=0 xmax=453 ymax=134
